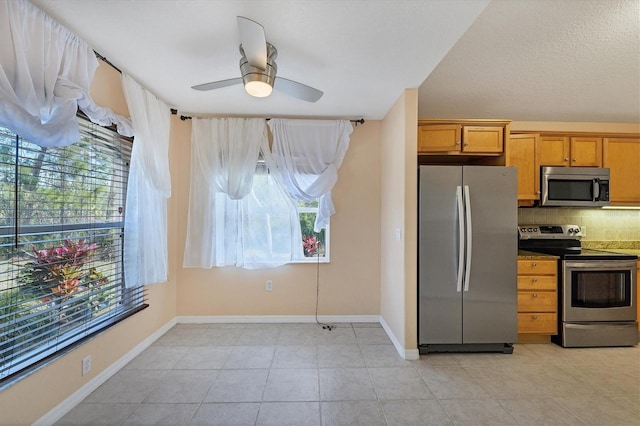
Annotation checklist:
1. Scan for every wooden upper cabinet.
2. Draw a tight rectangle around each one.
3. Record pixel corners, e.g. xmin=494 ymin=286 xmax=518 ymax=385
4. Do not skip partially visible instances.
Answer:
xmin=538 ymin=136 xmax=602 ymax=167
xmin=538 ymin=136 xmax=570 ymax=166
xmin=603 ymin=137 xmax=640 ymax=206
xmin=462 ymin=126 xmax=504 ymax=153
xmin=417 ymin=124 xmax=461 ymax=152
xmin=506 ymin=134 xmax=539 ymax=204
xmin=570 ymin=137 xmax=602 ymax=166
xmin=417 ymin=120 xmax=509 ymax=155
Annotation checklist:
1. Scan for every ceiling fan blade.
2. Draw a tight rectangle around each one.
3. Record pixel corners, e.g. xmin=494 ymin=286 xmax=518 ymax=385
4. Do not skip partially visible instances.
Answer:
xmin=274 ymin=77 xmax=324 ymax=103
xmin=237 ymin=16 xmax=267 ymax=70
xmin=191 ymin=78 xmax=243 ymax=91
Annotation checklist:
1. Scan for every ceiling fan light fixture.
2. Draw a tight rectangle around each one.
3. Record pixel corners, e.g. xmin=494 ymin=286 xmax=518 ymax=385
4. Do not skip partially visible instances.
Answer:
xmin=244 ymin=79 xmax=273 ymax=97
xmin=239 ymin=42 xmax=278 ymax=98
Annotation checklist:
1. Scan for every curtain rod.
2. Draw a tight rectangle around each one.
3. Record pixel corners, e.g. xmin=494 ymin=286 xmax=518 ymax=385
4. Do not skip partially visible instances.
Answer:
xmin=170 ymin=110 xmax=365 ymax=126
xmin=94 ymin=51 xmax=122 ymax=74
xmin=94 ymin=56 xmax=365 ymax=127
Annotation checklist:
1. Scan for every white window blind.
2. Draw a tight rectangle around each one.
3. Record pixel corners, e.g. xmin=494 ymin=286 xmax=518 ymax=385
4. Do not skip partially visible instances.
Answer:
xmin=0 ymin=116 xmax=146 ymax=382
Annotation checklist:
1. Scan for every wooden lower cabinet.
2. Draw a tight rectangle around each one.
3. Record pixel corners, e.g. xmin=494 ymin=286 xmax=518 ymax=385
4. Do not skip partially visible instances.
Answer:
xmin=517 ymin=257 xmax=558 ymax=342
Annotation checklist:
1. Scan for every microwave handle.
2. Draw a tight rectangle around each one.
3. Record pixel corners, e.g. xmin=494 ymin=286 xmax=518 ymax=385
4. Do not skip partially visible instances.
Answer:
xmin=593 ymin=179 xmax=600 ymax=201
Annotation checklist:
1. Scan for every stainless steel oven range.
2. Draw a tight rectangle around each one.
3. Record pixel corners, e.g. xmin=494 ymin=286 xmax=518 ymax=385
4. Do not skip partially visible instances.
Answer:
xmin=519 ymin=224 xmax=638 ymax=348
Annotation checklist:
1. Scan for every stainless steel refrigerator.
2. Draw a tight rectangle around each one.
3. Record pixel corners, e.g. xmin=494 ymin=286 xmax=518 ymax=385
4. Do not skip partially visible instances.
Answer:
xmin=418 ymin=165 xmax=518 ymax=354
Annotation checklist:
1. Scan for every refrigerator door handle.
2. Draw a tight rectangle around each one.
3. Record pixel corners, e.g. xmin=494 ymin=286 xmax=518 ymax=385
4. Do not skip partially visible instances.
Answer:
xmin=463 ymin=185 xmax=472 ymax=292
xmin=456 ymin=186 xmax=465 ymax=292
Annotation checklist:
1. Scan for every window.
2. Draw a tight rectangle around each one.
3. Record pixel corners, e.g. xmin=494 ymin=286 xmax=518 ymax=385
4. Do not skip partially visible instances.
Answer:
xmin=297 ymin=199 xmax=329 ymax=262
xmin=0 ymin=117 xmax=145 ymax=382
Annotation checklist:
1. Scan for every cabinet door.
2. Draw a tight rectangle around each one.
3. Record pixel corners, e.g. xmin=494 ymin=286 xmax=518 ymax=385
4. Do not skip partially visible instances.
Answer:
xmin=603 ymin=138 xmax=640 ymax=206
xmin=570 ymin=137 xmax=602 ymax=167
xmin=418 ymin=124 xmax=461 ymax=152
xmin=539 ymin=136 xmax=570 ymax=166
xmin=507 ymin=134 xmax=539 ymax=202
xmin=462 ymin=126 xmax=504 ymax=153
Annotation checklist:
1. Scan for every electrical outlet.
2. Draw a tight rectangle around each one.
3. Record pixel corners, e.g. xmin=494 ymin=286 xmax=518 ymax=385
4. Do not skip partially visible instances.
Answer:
xmin=82 ymin=355 xmax=91 ymax=376
xmin=580 ymin=226 xmax=587 ymax=237
xmin=266 ymin=280 xmax=273 ymax=291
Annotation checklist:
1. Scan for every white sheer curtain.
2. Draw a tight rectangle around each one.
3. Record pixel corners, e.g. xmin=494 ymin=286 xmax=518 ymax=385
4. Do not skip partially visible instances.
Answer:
xmin=267 ymin=119 xmax=353 ymax=232
xmin=0 ymin=0 xmax=132 ymax=147
xmin=121 ymin=73 xmax=171 ymax=287
xmin=184 ymin=117 xmax=302 ymax=269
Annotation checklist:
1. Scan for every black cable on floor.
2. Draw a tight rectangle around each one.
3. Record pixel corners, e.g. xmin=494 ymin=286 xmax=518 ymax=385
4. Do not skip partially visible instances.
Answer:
xmin=314 ymin=245 xmax=335 ymax=331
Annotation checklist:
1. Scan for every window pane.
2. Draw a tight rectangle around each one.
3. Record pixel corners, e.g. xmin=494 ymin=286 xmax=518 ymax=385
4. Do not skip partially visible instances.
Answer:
xmin=300 ymin=212 xmax=326 ymax=258
xmin=0 ymin=119 xmax=143 ymax=382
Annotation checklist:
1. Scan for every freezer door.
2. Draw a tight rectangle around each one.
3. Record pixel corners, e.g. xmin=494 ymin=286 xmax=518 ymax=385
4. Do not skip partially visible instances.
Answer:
xmin=461 ymin=166 xmax=518 ymax=344
xmin=418 ymin=166 xmax=463 ymax=344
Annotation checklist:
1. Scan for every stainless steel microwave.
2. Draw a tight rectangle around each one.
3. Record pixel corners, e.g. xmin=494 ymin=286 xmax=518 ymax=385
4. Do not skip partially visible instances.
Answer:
xmin=540 ymin=166 xmax=610 ymax=207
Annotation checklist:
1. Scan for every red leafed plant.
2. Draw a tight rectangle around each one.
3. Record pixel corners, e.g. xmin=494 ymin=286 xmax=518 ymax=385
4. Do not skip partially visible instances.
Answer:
xmin=302 ymin=235 xmax=319 ymax=257
xmin=19 ymin=239 xmax=107 ymax=302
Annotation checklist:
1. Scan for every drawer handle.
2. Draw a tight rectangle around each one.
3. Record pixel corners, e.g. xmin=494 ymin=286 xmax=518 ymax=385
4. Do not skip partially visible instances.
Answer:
xmin=532 ymin=293 xmax=538 ymax=298
xmin=532 ymin=315 xmax=538 ymax=320
xmin=531 ymin=278 xmax=538 ymax=283
xmin=531 ymin=262 xmax=537 ymax=267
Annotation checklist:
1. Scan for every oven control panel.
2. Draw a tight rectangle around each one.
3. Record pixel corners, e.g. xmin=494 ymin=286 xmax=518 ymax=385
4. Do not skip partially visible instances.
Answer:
xmin=518 ymin=224 xmax=582 ymax=239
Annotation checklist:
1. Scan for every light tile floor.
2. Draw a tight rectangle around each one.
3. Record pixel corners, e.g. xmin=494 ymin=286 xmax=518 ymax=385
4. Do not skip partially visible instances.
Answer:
xmin=56 ymin=323 xmax=640 ymax=425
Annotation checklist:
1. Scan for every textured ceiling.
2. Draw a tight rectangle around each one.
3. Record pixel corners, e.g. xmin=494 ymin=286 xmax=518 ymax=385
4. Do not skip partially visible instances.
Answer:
xmin=30 ymin=0 xmax=488 ymax=120
xmin=29 ymin=0 xmax=640 ymax=123
xmin=419 ymin=0 xmax=640 ymax=123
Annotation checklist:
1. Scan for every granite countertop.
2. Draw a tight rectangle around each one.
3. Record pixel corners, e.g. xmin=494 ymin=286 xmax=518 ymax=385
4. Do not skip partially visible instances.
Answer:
xmin=582 ymin=241 xmax=640 ymax=258
xmin=518 ymin=250 xmax=559 ymax=260
xmin=599 ymin=248 xmax=640 ymax=257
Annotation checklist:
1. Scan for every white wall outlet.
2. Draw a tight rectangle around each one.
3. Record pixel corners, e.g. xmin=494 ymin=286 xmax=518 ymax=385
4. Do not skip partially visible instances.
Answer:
xmin=580 ymin=226 xmax=587 ymax=237
xmin=82 ymin=355 xmax=92 ymax=375
xmin=266 ymin=280 xmax=273 ymax=291
xmin=395 ymin=228 xmax=402 ymax=241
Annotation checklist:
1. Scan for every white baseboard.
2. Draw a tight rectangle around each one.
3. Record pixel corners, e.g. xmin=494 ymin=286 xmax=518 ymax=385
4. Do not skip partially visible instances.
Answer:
xmin=177 ymin=315 xmax=381 ymax=324
xmin=34 ymin=318 xmax=177 ymax=426
xmin=379 ymin=317 xmax=420 ymax=361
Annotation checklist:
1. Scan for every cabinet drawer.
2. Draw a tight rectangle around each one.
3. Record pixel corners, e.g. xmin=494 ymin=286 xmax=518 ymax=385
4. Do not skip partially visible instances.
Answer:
xmin=517 ymin=259 xmax=557 ymax=275
xmin=518 ymin=291 xmax=557 ymax=312
xmin=518 ymin=313 xmax=557 ymax=334
xmin=517 ymin=275 xmax=557 ymax=291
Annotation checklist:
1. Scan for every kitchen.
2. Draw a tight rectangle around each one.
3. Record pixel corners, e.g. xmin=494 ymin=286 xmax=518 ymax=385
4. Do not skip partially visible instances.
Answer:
xmin=417 ymin=120 xmax=639 ymax=351
xmin=1 ymin=0 xmax=639 ymax=424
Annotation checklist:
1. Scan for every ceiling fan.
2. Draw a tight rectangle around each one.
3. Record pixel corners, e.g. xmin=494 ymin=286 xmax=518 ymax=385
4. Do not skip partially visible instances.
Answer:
xmin=191 ymin=16 xmax=323 ymax=103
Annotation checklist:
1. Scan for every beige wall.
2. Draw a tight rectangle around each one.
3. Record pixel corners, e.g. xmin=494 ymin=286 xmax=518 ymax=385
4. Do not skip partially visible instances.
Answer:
xmin=0 ymin=62 xmax=178 ymax=425
xmin=379 ymin=89 xmax=418 ymax=354
xmin=174 ymin=118 xmax=383 ymax=317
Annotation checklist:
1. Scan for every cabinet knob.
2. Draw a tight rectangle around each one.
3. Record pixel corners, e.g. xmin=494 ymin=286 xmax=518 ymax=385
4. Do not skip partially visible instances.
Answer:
xmin=532 ymin=293 xmax=538 ymax=298
xmin=532 ymin=315 xmax=538 ymax=320
xmin=531 ymin=278 xmax=538 ymax=282
xmin=456 ymin=141 xmax=461 ymax=145
xmin=531 ymin=262 xmax=537 ymax=267
xmin=564 ymin=157 xmax=569 ymax=161
xmin=572 ymin=158 xmax=577 ymax=162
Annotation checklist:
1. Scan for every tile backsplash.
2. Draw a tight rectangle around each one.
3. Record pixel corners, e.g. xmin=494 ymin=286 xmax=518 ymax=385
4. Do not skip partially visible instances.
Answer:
xmin=518 ymin=208 xmax=640 ymax=242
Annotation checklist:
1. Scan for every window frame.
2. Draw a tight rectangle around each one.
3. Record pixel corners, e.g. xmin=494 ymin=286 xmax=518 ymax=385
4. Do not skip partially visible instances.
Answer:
xmin=0 ymin=116 xmax=146 ymax=386
xmin=293 ymin=202 xmax=330 ymax=264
